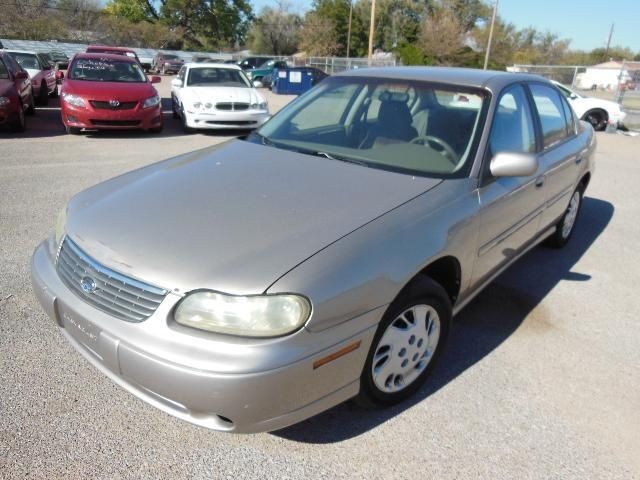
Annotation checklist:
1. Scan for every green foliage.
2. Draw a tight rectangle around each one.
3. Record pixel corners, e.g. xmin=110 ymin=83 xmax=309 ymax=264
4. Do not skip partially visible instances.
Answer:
xmin=248 ymin=4 xmax=302 ymax=55
xmin=395 ymin=43 xmax=426 ymax=65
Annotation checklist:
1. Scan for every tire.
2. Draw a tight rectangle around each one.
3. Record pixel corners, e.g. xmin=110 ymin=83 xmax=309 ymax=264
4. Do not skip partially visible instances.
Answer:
xmin=181 ymin=108 xmax=193 ymax=133
xmin=26 ymin=92 xmax=35 ymax=115
xmin=65 ymin=125 xmax=81 ymax=135
xmin=149 ymin=124 xmax=163 ymax=134
xmin=172 ymin=99 xmax=179 ymax=119
xmin=38 ymin=82 xmax=48 ymax=106
xmin=9 ymin=105 xmax=26 ymax=133
xmin=356 ymin=276 xmax=451 ymax=407
xmin=50 ymin=83 xmax=58 ymax=98
xmin=583 ymin=109 xmax=608 ymax=131
xmin=545 ymin=185 xmax=584 ymax=248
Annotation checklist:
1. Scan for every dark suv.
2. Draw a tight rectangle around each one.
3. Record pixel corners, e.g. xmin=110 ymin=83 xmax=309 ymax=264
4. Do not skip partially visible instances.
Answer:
xmin=0 ymin=51 xmax=35 ymax=132
xmin=237 ymin=56 xmax=274 ymax=71
xmin=152 ymin=53 xmax=184 ymax=75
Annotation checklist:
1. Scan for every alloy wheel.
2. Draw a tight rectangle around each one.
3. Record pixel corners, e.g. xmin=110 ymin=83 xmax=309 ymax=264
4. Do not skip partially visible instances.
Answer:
xmin=562 ymin=191 xmax=581 ymax=239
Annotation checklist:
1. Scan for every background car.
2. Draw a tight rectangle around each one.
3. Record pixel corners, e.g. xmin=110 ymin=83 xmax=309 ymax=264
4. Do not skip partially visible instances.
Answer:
xmin=0 ymin=51 xmax=35 ymax=132
xmin=49 ymin=51 xmax=69 ymax=69
xmin=552 ymin=80 xmax=626 ymax=131
xmin=151 ymin=52 xmax=184 ymax=75
xmin=60 ymin=53 xmax=162 ymax=134
xmin=171 ymin=63 xmax=269 ymax=132
xmin=237 ymin=56 xmax=273 ymax=71
xmin=248 ymin=59 xmax=288 ymax=86
xmin=5 ymin=50 xmax=56 ymax=105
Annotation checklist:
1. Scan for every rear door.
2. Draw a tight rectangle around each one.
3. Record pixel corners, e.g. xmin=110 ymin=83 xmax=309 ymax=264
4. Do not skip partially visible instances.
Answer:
xmin=472 ymin=84 xmax=546 ymax=286
xmin=528 ymin=82 xmax=583 ymax=230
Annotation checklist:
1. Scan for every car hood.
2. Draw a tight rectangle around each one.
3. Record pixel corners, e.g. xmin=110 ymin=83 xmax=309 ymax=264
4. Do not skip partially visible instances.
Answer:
xmin=65 ymin=140 xmax=441 ymax=295
xmin=183 ymin=86 xmax=264 ymax=105
xmin=63 ymin=79 xmax=155 ymax=101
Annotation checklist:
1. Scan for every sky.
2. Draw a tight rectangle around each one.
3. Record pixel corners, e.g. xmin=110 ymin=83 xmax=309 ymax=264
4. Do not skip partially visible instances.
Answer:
xmin=251 ymin=0 xmax=640 ymax=53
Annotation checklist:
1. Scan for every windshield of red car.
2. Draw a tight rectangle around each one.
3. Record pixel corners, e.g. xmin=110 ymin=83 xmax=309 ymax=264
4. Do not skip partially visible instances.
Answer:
xmin=69 ymin=58 xmax=147 ymax=83
xmin=0 ymin=59 xmax=9 ymax=79
xmin=8 ymin=52 xmax=39 ymax=71
xmin=187 ymin=67 xmax=250 ymax=87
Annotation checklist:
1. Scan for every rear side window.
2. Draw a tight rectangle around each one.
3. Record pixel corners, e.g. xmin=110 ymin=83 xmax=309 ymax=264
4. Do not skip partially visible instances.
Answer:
xmin=489 ymin=85 xmax=536 ymax=156
xmin=0 ymin=59 xmax=9 ymax=79
xmin=529 ymin=84 xmax=569 ymax=149
xmin=559 ymin=95 xmax=577 ymax=135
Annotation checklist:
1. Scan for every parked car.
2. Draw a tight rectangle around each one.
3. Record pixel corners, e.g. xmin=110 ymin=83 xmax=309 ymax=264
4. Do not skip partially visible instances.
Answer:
xmin=49 ymin=51 xmax=69 ymax=70
xmin=151 ymin=52 xmax=184 ymax=75
xmin=86 ymin=45 xmax=142 ymax=68
xmin=5 ymin=50 xmax=57 ymax=105
xmin=237 ymin=56 xmax=273 ymax=71
xmin=0 ymin=51 xmax=35 ymax=132
xmin=171 ymin=63 xmax=269 ymax=132
xmin=32 ymin=67 xmax=596 ymax=434
xmin=552 ymin=80 xmax=626 ymax=131
xmin=191 ymin=55 xmax=225 ymax=63
xmin=59 ymin=53 xmax=162 ymax=134
xmin=247 ymin=59 xmax=288 ymax=86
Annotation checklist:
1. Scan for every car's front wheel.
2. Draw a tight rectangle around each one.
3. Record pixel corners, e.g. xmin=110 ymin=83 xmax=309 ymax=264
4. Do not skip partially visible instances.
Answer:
xmin=356 ymin=276 xmax=451 ymax=407
xmin=65 ymin=125 xmax=81 ymax=135
xmin=545 ymin=186 xmax=583 ymax=248
xmin=9 ymin=105 xmax=26 ymax=132
xmin=181 ymin=109 xmax=193 ymax=133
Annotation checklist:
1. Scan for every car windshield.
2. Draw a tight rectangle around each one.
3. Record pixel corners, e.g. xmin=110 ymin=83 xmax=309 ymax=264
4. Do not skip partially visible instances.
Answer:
xmin=187 ymin=67 xmax=250 ymax=87
xmin=69 ymin=58 xmax=147 ymax=83
xmin=257 ymin=60 xmax=275 ymax=69
xmin=9 ymin=52 xmax=40 ymax=70
xmin=164 ymin=54 xmax=179 ymax=60
xmin=0 ymin=59 xmax=9 ymax=79
xmin=255 ymin=77 xmax=488 ymax=178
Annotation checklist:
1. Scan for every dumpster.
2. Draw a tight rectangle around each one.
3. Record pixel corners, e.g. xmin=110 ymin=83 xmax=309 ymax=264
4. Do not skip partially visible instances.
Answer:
xmin=272 ymin=67 xmax=316 ymax=95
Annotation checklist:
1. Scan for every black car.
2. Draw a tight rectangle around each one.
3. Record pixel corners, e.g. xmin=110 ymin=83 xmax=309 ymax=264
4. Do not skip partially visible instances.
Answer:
xmin=237 ymin=56 xmax=273 ymax=71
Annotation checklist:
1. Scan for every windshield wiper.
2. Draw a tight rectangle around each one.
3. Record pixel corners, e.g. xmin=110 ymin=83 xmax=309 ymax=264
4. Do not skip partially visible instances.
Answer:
xmin=308 ymin=150 xmax=370 ymax=167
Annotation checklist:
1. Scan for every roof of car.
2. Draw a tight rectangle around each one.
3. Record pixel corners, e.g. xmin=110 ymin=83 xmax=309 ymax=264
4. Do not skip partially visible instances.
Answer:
xmin=2 ymin=49 xmax=38 ymax=55
xmin=73 ymin=52 xmax=138 ymax=62
xmin=337 ymin=66 xmax=548 ymax=90
xmin=184 ymin=62 xmax=241 ymax=70
xmin=87 ymin=45 xmax=136 ymax=53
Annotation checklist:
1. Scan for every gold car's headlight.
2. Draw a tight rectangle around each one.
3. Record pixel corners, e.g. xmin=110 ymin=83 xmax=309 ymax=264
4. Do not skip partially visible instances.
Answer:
xmin=174 ymin=291 xmax=311 ymax=337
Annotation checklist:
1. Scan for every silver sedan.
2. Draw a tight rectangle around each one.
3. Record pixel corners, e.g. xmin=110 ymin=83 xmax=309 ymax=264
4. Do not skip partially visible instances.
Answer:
xmin=31 ymin=67 xmax=596 ymax=433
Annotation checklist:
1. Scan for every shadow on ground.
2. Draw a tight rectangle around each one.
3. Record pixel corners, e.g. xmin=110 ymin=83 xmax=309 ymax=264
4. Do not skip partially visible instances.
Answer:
xmin=273 ymin=196 xmax=614 ymax=443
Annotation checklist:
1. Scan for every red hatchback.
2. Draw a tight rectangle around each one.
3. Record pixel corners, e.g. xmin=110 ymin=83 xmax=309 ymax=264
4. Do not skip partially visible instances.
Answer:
xmin=61 ymin=53 xmax=163 ymax=134
xmin=0 ymin=51 xmax=35 ymax=132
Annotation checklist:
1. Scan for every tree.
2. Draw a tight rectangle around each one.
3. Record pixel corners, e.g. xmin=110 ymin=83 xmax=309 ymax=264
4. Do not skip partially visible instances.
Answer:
xmin=418 ymin=8 xmax=465 ymax=65
xmin=248 ymin=2 xmax=302 ymax=55
xmin=103 ymin=0 xmax=154 ymax=23
xmin=299 ymin=12 xmax=340 ymax=55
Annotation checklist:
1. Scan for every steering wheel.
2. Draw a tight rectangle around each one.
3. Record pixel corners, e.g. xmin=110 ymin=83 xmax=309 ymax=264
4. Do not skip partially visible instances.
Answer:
xmin=410 ymin=135 xmax=458 ymax=164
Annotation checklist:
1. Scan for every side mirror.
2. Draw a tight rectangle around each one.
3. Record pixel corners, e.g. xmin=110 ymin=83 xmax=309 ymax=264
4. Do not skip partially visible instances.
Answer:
xmin=253 ymin=80 xmax=263 ymax=88
xmin=15 ymin=71 xmax=29 ymax=80
xmin=170 ymin=78 xmax=182 ymax=88
xmin=150 ymin=76 xmax=162 ymax=84
xmin=490 ymin=152 xmax=538 ymax=178
xmin=569 ymin=93 xmax=578 ymax=100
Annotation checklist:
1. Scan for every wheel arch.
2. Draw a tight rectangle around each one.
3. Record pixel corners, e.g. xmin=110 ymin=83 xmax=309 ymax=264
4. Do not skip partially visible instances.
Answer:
xmin=399 ymin=255 xmax=462 ymax=306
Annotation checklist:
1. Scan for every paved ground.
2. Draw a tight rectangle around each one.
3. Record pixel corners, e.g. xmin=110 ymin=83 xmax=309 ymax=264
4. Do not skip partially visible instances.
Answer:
xmin=1 ymin=77 xmax=639 ymax=479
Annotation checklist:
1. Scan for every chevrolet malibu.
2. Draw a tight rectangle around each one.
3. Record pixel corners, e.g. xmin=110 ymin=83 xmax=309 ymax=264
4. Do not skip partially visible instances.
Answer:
xmin=32 ymin=68 xmax=596 ymax=433
xmin=60 ymin=53 xmax=162 ymax=134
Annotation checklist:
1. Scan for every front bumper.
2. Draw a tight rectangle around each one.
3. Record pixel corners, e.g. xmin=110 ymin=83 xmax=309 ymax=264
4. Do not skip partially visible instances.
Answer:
xmin=31 ymin=240 xmax=378 ymax=433
xmin=184 ymin=110 xmax=270 ymax=130
xmin=61 ymin=102 xmax=162 ymax=131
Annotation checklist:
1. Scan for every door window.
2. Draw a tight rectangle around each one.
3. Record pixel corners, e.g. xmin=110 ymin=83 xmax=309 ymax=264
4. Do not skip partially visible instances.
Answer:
xmin=529 ymin=84 xmax=569 ymax=149
xmin=489 ymin=85 xmax=536 ymax=156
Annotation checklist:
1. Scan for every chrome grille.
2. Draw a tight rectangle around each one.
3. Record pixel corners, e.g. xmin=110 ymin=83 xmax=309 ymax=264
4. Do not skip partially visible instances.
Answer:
xmin=90 ymin=100 xmax=138 ymax=110
xmin=56 ymin=237 xmax=167 ymax=322
xmin=215 ymin=102 xmax=249 ymax=111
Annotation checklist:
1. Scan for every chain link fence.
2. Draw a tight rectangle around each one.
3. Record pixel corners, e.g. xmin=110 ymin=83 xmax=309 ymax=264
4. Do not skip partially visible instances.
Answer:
xmin=510 ymin=62 xmax=640 ymax=129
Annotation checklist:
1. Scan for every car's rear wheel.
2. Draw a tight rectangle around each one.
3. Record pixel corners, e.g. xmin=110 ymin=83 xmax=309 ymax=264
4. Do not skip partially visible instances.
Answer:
xmin=26 ymin=92 xmax=35 ymax=115
xmin=9 ymin=105 xmax=26 ymax=132
xmin=356 ymin=276 xmax=451 ymax=407
xmin=583 ymin=109 xmax=608 ymax=131
xmin=545 ymin=185 xmax=583 ymax=248
xmin=38 ymin=82 xmax=48 ymax=106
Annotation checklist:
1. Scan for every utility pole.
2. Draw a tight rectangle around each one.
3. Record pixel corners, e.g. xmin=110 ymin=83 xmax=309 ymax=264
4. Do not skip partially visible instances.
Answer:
xmin=347 ymin=0 xmax=353 ymax=59
xmin=604 ymin=23 xmax=614 ymax=60
xmin=483 ymin=0 xmax=499 ymax=70
xmin=368 ymin=0 xmax=376 ymax=65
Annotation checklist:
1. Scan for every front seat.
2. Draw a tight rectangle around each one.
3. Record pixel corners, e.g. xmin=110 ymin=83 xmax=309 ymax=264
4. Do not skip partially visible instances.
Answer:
xmin=360 ymin=100 xmax=418 ymax=148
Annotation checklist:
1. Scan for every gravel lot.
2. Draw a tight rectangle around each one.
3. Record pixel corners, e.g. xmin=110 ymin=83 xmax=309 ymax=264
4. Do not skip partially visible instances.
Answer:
xmin=1 ymin=77 xmax=639 ymax=479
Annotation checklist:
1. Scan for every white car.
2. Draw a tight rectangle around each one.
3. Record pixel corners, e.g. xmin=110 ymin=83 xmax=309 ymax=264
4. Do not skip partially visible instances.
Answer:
xmin=552 ymin=80 xmax=626 ymax=131
xmin=4 ymin=50 xmax=57 ymax=106
xmin=171 ymin=63 xmax=270 ymax=132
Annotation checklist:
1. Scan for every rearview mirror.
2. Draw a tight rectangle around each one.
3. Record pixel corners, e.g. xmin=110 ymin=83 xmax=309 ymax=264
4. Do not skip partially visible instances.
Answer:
xmin=170 ymin=78 xmax=182 ymax=88
xmin=490 ymin=152 xmax=538 ymax=178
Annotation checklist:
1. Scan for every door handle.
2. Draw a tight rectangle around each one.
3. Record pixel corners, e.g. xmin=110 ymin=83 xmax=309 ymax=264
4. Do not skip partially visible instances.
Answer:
xmin=535 ymin=176 xmax=545 ymax=188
